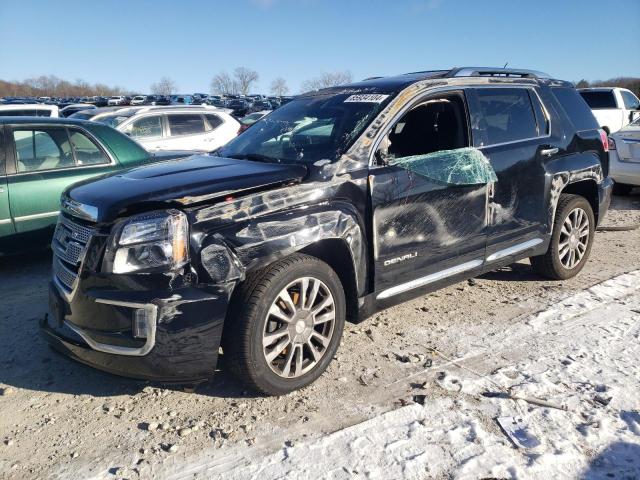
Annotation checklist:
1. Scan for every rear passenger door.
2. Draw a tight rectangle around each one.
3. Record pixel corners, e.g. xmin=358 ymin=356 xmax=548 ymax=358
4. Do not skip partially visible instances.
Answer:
xmin=467 ymin=87 xmax=555 ymax=260
xmin=6 ymin=126 xmax=116 ymax=234
xmin=166 ymin=114 xmax=209 ymax=151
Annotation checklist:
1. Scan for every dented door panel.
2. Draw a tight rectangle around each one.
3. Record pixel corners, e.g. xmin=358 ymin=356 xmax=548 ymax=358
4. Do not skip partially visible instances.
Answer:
xmin=369 ymin=166 xmax=488 ymax=292
xmin=190 ymin=166 xmax=371 ymax=297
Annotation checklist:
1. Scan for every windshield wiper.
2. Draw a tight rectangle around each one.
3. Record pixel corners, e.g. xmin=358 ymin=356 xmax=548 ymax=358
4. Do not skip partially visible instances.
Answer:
xmin=225 ymin=153 xmax=281 ymax=164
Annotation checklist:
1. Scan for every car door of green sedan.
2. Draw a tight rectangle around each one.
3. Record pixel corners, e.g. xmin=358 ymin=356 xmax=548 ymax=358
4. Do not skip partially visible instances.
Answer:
xmin=0 ymin=128 xmax=15 ymax=237
xmin=6 ymin=125 xmax=120 ymax=233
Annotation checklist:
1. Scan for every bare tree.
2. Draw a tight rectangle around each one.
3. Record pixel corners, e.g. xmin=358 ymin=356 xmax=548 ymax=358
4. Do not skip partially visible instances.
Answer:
xmin=0 ymin=75 xmax=126 ymax=98
xmin=233 ymin=67 xmax=259 ymax=95
xmin=270 ymin=77 xmax=289 ymax=97
xmin=150 ymin=76 xmax=177 ymax=95
xmin=210 ymin=72 xmax=238 ymax=95
xmin=301 ymin=71 xmax=353 ymax=92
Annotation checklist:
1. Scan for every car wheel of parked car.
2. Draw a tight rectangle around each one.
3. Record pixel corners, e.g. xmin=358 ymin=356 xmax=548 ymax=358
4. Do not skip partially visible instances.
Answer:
xmin=613 ymin=182 xmax=633 ymax=196
xmin=530 ymin=194 xmax=595 ymax=280
xmin=223 ymin=253 xmax=346 ymax=395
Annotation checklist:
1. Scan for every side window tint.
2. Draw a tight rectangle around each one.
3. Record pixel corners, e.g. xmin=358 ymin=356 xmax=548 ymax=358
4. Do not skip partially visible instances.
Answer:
xmin=168 ymin=114 xmax=205 ymax=136
xmin=621 ymin=91 xmax=640 ymax=110
xmin=378 ymin=95 xmax=469 ymax=162
xmin=529 ymin=91 xmax=550 ymax=136
xmin=130 ymin=116 xmax=163 ymax=138
xmin=13 ymin=129 xmax=74 ymax=172
xmin=205 ymin=114 xmax=223 ymax=131
xmin=68 ymin=130 xmax=109 ymax=165
xmin=474 ymin=88 xmax=538 ymax=145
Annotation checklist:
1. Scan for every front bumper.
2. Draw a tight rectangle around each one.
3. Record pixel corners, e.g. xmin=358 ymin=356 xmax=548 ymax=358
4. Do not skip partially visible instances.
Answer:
xmin=41 ymin=283 xmax=231 ymax=382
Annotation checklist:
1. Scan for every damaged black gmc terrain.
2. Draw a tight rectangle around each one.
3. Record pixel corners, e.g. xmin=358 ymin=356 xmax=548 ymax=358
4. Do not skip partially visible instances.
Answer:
xmin=42 ymin=68 xmax=613 ymax=395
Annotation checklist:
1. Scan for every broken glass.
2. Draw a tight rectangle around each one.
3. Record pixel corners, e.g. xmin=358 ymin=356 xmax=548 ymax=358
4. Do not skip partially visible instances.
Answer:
xmin=388 ymin=147 xmax=498 ymax=185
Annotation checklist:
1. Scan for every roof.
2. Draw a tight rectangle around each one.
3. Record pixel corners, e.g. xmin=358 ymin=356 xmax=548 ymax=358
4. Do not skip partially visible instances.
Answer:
xmin=300 ymin=67 xmax=564 ymax=97
xmin=0 ymin=103 xmax=58 ymax=110
xmin=0 ymin=116 xmax=93 ymax=126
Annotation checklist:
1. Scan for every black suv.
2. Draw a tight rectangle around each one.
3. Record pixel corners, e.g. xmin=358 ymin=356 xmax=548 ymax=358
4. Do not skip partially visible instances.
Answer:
xmin=42 ymin=68 xmax=613 ymax=395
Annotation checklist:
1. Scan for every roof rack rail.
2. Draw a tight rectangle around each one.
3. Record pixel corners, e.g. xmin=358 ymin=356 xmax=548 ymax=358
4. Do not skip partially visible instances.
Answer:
xmin=446 ymin=67 xmax=551 ymax=79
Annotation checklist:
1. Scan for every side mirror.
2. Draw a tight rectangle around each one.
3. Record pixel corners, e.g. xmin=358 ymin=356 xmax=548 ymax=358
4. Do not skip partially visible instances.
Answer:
xmin=630 ymin=110 xmax=640 ymax=123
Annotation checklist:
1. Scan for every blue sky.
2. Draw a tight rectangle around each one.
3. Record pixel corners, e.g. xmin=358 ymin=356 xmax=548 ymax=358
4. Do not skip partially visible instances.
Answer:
xmin=1 ymin=0 xmax=638 ymax=94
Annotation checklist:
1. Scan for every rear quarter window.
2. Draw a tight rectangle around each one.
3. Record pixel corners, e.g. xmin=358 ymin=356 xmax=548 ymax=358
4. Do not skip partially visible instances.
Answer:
xmin=553 ymin=88 xmax=599 ymax=131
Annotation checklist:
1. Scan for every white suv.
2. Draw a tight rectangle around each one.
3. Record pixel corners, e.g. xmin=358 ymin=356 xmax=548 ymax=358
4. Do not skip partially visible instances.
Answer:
xmin=94 ymin=106 xmax=240 ymax=152
xmin=578 ymin=87 xmax=640 ymax=133
xmin=107 ymin=96 xmax=128 ymax=106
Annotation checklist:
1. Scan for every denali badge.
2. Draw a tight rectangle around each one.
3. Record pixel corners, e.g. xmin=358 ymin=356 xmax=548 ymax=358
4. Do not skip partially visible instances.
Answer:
xmin=384 ymin=252 xmax=418 ymax=267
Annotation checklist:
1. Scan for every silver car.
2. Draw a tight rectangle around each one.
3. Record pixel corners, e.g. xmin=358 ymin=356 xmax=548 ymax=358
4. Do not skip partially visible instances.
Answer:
xmin=609 ymin=116 xmax=640 ymax=195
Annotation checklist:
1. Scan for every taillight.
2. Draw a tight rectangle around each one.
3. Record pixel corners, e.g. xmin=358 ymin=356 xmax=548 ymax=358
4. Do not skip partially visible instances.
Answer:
xmin=608 ymin=136 xmax=616 ymax=150
xmin=238 ymin=125 xmax=248 ymax=134
xmin=598 ymin=129 xmax=609 ymax=152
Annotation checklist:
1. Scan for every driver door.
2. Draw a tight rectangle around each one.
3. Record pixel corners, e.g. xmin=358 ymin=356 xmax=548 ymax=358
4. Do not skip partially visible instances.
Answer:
xmin=368 ymin=90 xmax=490 ymax=299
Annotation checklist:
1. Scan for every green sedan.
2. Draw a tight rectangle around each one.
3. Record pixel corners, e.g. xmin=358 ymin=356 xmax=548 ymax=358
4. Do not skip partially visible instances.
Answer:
xmin=0 ymin=117 xmax=186 ymax=253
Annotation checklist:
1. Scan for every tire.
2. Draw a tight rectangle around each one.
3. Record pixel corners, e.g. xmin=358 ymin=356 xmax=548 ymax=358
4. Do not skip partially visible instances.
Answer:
xmin=223 ymin=253 xmax=346 ymax=395
xmin=530 ymin=194 xmax=595 ymax=280
xmin=613 ymin=182 xmax=633 ymax=196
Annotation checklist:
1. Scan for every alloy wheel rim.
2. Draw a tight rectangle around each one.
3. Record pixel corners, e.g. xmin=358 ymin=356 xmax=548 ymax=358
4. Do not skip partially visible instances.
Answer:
xmin=558 ymin=207 xmax=590 ymax=269
xmin=262 ymin=277 xmax=335 ymax=378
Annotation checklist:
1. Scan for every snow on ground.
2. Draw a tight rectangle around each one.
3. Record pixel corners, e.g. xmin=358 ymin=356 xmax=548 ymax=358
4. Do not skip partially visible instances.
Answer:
xmin=165 ymin=271 xmax=640 ymax=480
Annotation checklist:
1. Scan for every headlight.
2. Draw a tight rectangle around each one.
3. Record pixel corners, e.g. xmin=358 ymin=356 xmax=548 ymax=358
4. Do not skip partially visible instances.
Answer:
xmin=111 ymin=210 xmax=189 ymax=274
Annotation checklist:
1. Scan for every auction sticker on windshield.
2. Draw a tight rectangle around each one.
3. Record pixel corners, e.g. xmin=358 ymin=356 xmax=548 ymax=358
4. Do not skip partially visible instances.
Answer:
xmin=344 ymin=94 xmax=389 ymax=103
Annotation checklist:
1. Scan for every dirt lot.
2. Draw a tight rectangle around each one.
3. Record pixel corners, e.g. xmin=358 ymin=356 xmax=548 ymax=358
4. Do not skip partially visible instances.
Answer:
xmin=1 ymin=192 xmax=639 ymax=480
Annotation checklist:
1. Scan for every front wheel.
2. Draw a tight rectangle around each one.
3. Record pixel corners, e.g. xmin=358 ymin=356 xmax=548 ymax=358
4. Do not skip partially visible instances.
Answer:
xmin=530 ymin=194 xmax=595 ymax=280
xmin=223 ymin=254 xmax=346 ymax=395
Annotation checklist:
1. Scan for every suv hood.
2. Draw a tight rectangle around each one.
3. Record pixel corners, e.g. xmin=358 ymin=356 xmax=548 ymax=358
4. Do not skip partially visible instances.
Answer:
xmin=65 ymin=155 xmax=308 ymax=223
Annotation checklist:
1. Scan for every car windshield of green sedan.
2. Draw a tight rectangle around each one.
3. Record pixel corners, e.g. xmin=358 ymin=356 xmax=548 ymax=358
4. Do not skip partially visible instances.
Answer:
xmin=0 ymin=117 xmax=159 ymax=252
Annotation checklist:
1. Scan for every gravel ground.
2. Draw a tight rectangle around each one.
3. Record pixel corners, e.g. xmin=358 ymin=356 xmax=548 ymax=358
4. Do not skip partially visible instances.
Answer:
xmin=0 ymin=192 xmax=639 ymax=480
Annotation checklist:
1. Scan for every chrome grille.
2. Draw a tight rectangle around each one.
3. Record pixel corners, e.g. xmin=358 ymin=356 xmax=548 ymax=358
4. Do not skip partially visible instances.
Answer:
xmin=53 ymin=256 xmax=78 ymax=290
xmin=52 ymin=215 xmax=95 ymax=294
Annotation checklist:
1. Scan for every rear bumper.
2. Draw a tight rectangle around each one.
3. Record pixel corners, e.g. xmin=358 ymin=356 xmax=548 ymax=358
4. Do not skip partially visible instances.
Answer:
xmin=41 ymin=282 xmax=231 ymax=382
xmin=597 ymin=177 xmax=614 ymax=225
xmin=609 ymin=150 xmax=640 ymax=186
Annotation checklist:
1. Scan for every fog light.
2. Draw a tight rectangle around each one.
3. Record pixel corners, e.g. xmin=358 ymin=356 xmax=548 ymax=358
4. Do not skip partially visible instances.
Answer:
xmin=133 ymin=308 xmax=152 ymax=339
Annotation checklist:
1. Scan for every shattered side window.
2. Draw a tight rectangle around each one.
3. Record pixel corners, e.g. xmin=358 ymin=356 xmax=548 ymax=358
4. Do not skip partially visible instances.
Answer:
xmin=376 ymin=92 xmax=496 ymax=185
xmin=388 ymin=147 xmax=497 ymax=185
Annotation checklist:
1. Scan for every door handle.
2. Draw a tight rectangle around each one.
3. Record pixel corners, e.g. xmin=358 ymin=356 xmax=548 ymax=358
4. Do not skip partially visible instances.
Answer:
xmin=540 ymin=147 xmax=559 ymax=157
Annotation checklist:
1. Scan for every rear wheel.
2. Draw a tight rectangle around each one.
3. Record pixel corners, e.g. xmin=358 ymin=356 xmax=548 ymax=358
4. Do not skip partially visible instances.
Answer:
xmin=530 ymin=194 xmax=595 ymax=280
xmin=223 ymin=254 xmax=346 ymax=395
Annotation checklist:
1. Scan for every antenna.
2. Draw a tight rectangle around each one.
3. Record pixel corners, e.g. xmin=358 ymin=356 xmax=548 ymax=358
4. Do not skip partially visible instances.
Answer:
xmin=503 ymin=62 xmax=509 ymax=68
